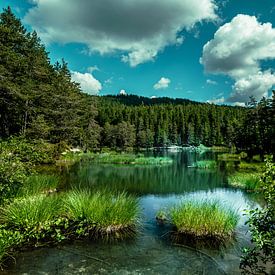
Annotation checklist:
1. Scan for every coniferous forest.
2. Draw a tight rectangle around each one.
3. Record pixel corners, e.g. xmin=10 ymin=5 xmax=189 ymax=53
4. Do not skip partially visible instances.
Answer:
xmin=0 ymin=7 xmax=275 ymax=274
xmin=1 ymin=7 xmax=274 ymax=156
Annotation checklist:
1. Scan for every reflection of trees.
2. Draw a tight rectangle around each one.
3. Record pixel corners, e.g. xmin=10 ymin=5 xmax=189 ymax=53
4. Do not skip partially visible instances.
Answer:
xmin=66 ymin=151 xmax=226 ymax=195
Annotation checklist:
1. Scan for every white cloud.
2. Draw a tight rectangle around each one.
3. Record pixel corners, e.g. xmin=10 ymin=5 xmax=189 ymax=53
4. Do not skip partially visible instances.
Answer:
xmin=207 ymin=97 xmax=225 ymax=104
xmin=119 ymin=89 xmax=127 ymax=96
xmin=24 ymin=0 xmax=217 ymax=67
xmin=206 ymin=79 xmax=217 ymax=85
xmin=228 ymin=71 xmax=275 ymax=102
xmin=154 ymin=77 xmax=171 ymax=90
xmin=87 ymin=65 xmax=99 ymax=73
xmin=71 ymin=71 xmax=102 ymax=95
xmin=201 ymin=14 xmax=275 ymax=103
xmin=151 ymin=96 xmax=157 ymax=99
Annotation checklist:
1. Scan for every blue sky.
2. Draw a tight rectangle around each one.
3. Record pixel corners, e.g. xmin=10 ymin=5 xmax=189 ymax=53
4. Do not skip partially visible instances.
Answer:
xmin=1 ymin=0 xmax=275 ymax=105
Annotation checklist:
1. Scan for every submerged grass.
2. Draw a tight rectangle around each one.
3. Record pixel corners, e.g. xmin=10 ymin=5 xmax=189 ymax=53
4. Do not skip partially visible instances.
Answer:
xmin=228 ymin=173 xmax=261 ymax=191
xmin=170 ymin=200 xmax=239 ymax=243
xmin=194 ymin=160 xmax=217 ymax=169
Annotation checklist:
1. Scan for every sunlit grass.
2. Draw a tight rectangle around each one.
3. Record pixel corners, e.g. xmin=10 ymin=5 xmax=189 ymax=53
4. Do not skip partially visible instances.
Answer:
xmin=17 ymin=174 xmax=59 ymax=197
xmin=61 ymin=152 xmax=172 ymax=165
xmin=194 ymin=160 xmax=217 ymax=169
xmin=0 ymin=195 xmax=61 ymax=228
xmin=228 ymin=173 xmax=261 ymax=191
xmin=64 ymin=189 xmax=140 ymax=229
xmin=170 ymin=200 xmax=239 ymax=241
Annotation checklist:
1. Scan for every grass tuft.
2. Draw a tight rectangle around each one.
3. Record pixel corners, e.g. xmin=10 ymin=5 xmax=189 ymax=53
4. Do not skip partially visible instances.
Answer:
xmin=170 ymin=200 xmax=239 ymax=242
xmin=228 ymin=173 xmax=261 ymax=191
xmin=17 ymin=174 xmax=59 ymax=197
xmin=64 ymin=189 xmax=139 ymax=229
xmin=194 ymin=160 xmax=217 ymax=169
xmin=0 ymin=195 xmax=61 ymax=228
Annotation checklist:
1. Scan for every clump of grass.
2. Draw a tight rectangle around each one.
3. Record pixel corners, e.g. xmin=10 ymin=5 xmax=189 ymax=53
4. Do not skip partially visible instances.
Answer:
xmin=194 ymin=160 xmax=217 ymax=169
xmin=64 ymin=189 xmax=140 ymax=237
xmin=228 ymin=173 xmax=261 ymax=191
xmin=17 ymin=174 xmax=59 ymax=197
xmin=170 ymin=200 xmax=239 ymax=243
xmin=238 ymin=161 xmax=265 ymax=171
xmin=218 ymin=152 xmax=247 ymax=161
xmin=0 ymin=194 xmax=61 ymax=228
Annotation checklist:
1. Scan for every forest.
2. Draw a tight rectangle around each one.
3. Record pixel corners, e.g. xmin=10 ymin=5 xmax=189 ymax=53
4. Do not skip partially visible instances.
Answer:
xmin=0 ymin=7 xmax=274 ymax=274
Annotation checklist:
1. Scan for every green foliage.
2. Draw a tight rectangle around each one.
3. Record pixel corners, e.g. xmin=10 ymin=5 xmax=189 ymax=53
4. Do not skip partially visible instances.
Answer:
xmin=0 ymin=228 xmax=23 ymax=265
xmin=170 ymin=200 xmax=239 ymax=242
xmin=240 ymin=159 xmax=275 ymax=274
xmin=228 ymin=173 xmax=261 ymax=191
xmin=193 ymin=160 xmax=217 ymax=169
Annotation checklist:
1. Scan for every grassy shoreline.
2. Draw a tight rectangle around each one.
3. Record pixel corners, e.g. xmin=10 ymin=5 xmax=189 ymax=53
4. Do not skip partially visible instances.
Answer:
xmin=0 ymin=188 xmax=140 ymax=266
xmin=60 ymin=151 xmax=173 ymax=165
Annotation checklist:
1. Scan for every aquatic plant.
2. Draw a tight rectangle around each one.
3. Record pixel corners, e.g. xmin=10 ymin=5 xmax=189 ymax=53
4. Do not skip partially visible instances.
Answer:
xmin=64 ymin=190 xmax=140 ymax=234
xmin=0 ymin=195 xmax=61 ymax=228
xmin=61 ymin=151 xmax=173 ymax=165
xmin=170 ymin=200 xmax=239 ymax=242
xmin=194 ymin=160 xmax=217 ymax=169
xmin=228 ymin=173 xmax=261 ymax=191
xmin=17 ymin=174 xmax=60 ymax=197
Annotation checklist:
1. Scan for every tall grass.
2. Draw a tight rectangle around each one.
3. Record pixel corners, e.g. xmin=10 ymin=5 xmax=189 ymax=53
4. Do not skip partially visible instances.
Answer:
xmin=64 ymin=190 xmax=139 ymax=229
xmin=228 ymin=173 xmax=261 ymax=191
xmin=170 ymin=200 xmax=239 ymax=242
xmin=194 ymin=160 xmax=217 ymax=169
xmin=61 ymin=152 xmax=173 ymax=165
xmin=17 ymin=174 xmax=59 ymax=197
xmin=0 ymin=195 xmax=61 ymax=228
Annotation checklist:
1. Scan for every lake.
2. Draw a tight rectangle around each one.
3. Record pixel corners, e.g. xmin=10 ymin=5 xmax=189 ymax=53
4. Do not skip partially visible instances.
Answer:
xmin=5 ymin=150 xmax=260 ymax=274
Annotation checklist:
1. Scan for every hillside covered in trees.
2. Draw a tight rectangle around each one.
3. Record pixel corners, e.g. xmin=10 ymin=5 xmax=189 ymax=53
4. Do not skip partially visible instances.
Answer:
xmin=0 ymin=7 xmax=274 ymax=157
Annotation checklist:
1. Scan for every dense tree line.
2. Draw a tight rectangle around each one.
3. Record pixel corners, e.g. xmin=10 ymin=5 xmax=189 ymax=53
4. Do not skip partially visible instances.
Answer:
xmin=0 ymin=8 xmax=274 ymax=157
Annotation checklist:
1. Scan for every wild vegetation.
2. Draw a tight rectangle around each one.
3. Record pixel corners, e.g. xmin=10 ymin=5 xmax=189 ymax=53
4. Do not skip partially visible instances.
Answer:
xmin=228 ymin=173 xmax=261 ymax=191
xmin=157 ymin=200 xmax=239 ymax=244
xmin=61 ymin=151 xmax=173 ymax=165
xmin=193 ymin=160 xmax=217 ymax=169
xmin=240 ymin=160 xmax=275 ymax=274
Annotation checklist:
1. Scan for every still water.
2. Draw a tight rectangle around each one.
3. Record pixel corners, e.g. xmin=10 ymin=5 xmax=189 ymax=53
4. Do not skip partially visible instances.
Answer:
xmin=6 ymin=150 xmax=260 ymax=274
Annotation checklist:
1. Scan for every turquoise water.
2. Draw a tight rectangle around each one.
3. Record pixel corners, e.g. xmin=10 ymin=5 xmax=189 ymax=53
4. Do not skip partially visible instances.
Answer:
xmin=5 ymin=150 xmax=260 ymax=274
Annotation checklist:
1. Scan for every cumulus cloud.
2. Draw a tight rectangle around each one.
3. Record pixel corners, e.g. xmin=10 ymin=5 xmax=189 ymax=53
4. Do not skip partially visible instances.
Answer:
xmin=24 ymin=0 xmax=217 ymax=67
xmin=71 ymin=71 xmax=102 ymax=95
xmin=119 ymin=89 xmax=127 ymax=96
xmin=207 ymin=96 xmax=224 ymax=104
xmin=153 ymin=77 xmax=171 ymax=90
xmin=201 ymin=14 xmax=275 ymax=103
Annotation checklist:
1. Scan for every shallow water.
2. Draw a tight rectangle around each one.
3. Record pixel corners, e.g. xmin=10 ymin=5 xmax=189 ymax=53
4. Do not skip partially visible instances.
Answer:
xmin=5 ymin=150 xmax=260 ymax=275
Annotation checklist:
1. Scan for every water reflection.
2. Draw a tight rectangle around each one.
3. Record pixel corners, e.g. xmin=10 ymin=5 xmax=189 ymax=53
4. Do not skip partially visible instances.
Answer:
xmin=6 ymin=150 xmax=260 ymax=275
